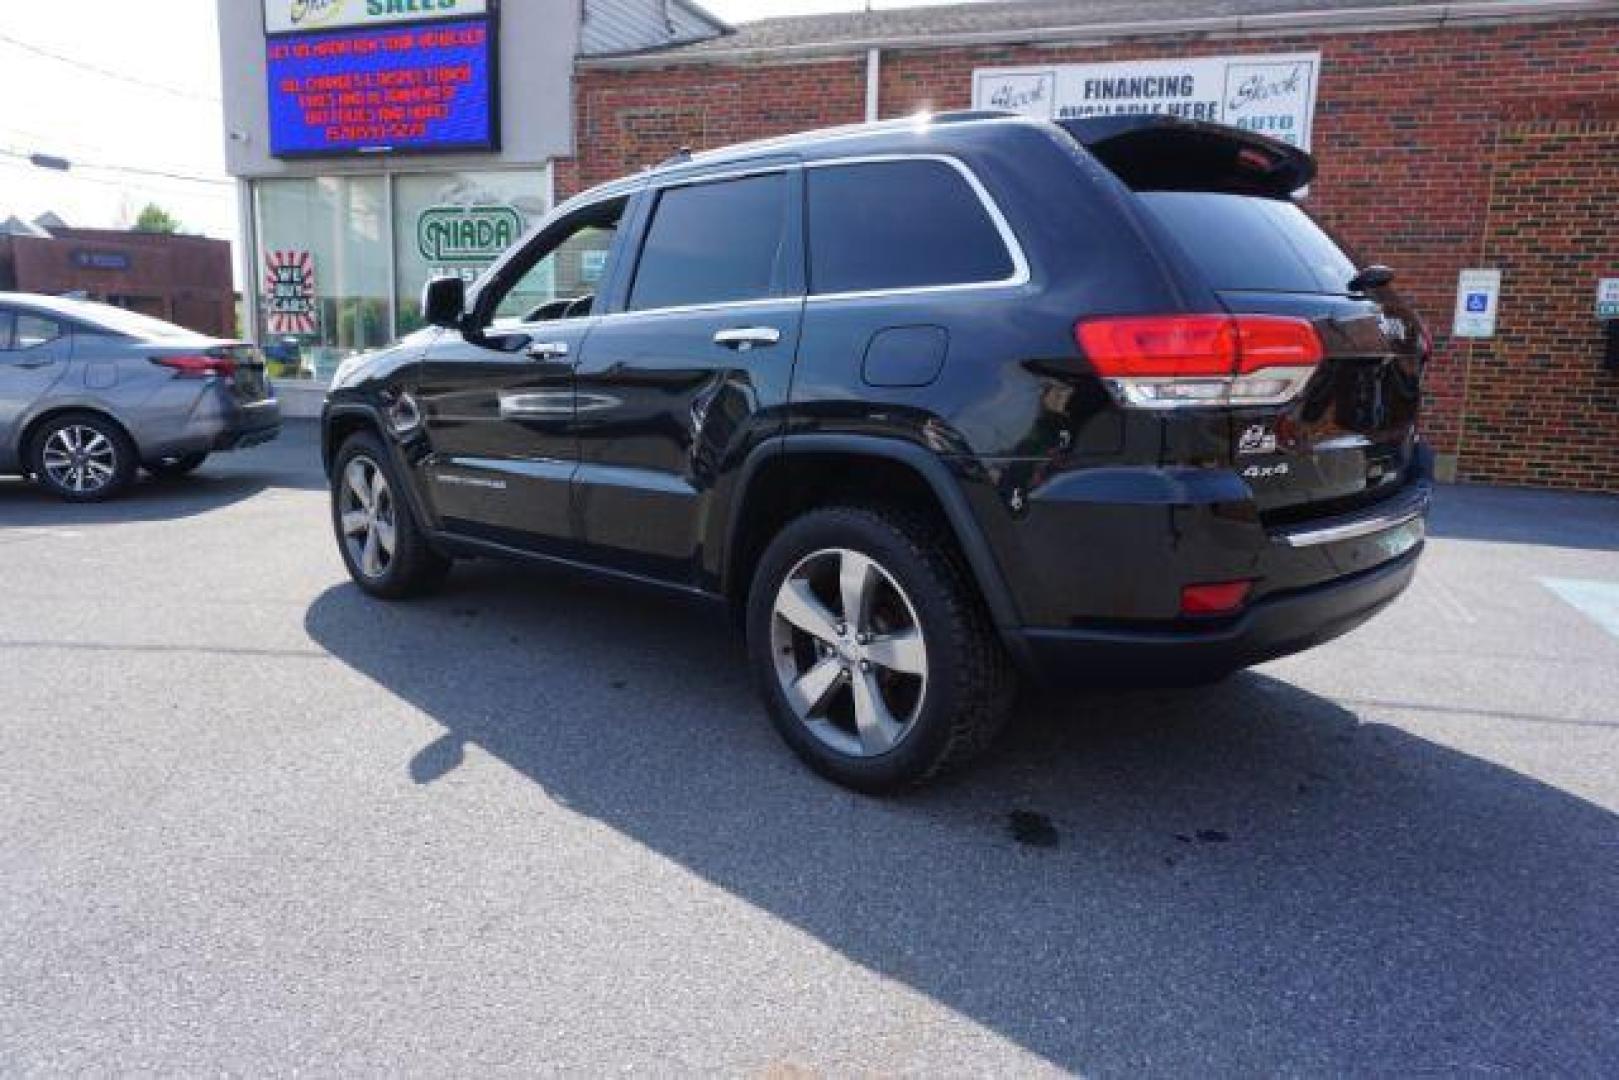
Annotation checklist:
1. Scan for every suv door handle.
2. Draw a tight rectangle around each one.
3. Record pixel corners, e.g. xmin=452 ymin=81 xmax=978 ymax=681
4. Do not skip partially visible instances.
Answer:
xmin=713 ymin=327 xmax=781 ymax=351
xmin=526 ymin=341 xmax=570 ymax=360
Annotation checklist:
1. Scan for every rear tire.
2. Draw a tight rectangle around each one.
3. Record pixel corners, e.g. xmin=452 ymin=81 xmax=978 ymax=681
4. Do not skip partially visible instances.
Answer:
xmin=330 ymin=432 xmax=451 ymax=599
xmin=28 ymin=412 xmax=136 ymax=502
xmin=746 ymin=504 xmax=1015 ymax=793
xmin=146 ymin=452 xmax=208 ymax=478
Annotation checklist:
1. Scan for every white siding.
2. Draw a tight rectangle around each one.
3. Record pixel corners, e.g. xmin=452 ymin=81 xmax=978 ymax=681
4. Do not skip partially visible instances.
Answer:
xmin=581 ymin=0 xmax=725 ymax=56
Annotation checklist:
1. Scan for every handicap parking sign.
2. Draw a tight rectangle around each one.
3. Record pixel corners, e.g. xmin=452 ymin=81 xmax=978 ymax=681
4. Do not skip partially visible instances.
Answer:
xmin=1453 ymin=269 xmax=1501 ymax=338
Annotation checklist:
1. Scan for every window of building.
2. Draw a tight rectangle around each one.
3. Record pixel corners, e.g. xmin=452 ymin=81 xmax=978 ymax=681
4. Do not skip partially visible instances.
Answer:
xmin=253 ymin=176 xmax=389 ymax=380
xmin=628 ymin=173 xmax=790 ymax=312
xmin=393 ymin=169 xmax=551 ymax=334
xmin=806 ymin=159 xmax=1014 ymax=295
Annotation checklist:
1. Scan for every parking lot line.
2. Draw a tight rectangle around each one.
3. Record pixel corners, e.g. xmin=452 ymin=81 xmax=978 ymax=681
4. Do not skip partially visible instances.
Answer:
xmin=1539 ymin=577 xmax=1619 ymax=640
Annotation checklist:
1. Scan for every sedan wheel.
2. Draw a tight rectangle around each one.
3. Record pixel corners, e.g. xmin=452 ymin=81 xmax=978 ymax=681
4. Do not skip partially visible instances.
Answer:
xmin=29 ymin=413 xmax=136 ymax=501
xmin=42 ymin=424 xmax=118 ymax=496
xmin=338 ymin=455 xmax=398 ymax=580
xmin=769 ymin=546 xmax=929 ymax=758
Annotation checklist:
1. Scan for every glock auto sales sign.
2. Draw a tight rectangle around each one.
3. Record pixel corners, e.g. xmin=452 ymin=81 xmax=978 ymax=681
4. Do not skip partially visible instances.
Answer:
xmin=264 ymin=0 xmax=488 ymax=35
xmin=972 ymin=52 xmax=1321 ymax=149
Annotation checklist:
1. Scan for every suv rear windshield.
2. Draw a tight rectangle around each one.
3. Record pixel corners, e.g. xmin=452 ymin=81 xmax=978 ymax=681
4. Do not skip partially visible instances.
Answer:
xmin=1137 ymin=192 xmax=1359 ymax=296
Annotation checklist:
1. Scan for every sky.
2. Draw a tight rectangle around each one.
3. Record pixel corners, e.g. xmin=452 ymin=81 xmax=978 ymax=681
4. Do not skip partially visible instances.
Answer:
xmin=0 ymin=0 xmax=976 ymax=243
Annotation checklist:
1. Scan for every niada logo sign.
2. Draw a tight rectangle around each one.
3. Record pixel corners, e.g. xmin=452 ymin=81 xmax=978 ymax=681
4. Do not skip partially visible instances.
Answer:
xmin=417 ymin=205 xmax=523 ymax=263
xmin=264 ymin=0 xmax=487 ymax=34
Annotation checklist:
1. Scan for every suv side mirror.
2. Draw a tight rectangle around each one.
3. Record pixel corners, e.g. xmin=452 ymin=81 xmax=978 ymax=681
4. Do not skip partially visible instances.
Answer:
xmin=421 ymin=275 xmax=467 ymax=329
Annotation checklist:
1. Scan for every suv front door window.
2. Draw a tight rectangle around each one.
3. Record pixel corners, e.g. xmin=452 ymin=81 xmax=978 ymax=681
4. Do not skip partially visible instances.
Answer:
xmin=412 ymin=196 xmax=630 ymax=553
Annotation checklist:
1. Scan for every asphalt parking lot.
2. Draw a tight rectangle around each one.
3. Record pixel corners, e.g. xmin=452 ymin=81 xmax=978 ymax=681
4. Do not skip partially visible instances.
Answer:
xmin=2 ymin=421 xmax=1616 ymax=1075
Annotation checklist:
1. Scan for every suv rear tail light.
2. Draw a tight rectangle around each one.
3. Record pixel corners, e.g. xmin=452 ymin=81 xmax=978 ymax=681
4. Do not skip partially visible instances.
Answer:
xmin=1180 ymin=579 xmax=1255 ymax=616
xmin=151 ymin=353 xmax=237 ymax=379
xmin=1075 ymin=314 xmax=1323 ymax=408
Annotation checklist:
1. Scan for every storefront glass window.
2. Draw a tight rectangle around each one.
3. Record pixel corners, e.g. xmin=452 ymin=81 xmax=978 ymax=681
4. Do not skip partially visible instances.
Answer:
xmin=253 ymin=176 xmax=389 ymax=380
xmin=392 ymin=169 xmax=551 ymax=334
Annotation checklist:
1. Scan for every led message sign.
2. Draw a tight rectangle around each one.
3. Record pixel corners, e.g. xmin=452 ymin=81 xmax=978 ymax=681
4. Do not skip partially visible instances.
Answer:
xmin=266 ymin=17 xmax=496 ymax=157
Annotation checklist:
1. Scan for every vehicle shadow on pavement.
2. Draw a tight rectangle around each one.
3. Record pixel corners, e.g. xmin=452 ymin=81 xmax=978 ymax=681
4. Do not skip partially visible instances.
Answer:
xmin=0 ymin=423 xmax=326 ymax=528
xmin=304 ymin=563 xmax=1619 ymax=1074
xmin=0 ymin=474 xmax=273 ymax=528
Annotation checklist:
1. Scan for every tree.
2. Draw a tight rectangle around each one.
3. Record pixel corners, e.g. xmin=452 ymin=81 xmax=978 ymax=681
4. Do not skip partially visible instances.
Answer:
xmin=132 ymin=203 xmax=181 ymax=234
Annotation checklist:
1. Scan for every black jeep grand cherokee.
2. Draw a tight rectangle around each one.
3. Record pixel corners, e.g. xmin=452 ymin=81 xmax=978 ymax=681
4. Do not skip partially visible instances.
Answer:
xmin=323 ymin=112 xmax=1431 ymax=792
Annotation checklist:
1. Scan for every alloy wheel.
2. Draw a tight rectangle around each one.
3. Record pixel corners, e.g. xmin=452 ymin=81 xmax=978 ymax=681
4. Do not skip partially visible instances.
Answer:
xmin=769 ymin=547 xmax=929 ymax=757
xmin=338 ymin=455 xmax=398 ymax=579
xmin=41 ymin=425 xmax=117 ymax=495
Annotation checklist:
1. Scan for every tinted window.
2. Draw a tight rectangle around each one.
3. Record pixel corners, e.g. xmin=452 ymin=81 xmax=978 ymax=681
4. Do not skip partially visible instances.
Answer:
xmin=807 ymin=160 xmax=1014 ymax=295
xmin=629 ymin=173 xmax=788 ymax=311
xmin=1137 ymin=192 xmax=1359 ymax=295
xmin=14 ymin=313 xmax=63 ymax=349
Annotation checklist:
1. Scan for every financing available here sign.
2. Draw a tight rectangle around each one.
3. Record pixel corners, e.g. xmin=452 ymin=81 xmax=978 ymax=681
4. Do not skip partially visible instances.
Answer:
xmin=972 ymin=52 xmax=1321 ymax=150
xmin=264 ymin=0 xmax=489 ymax=35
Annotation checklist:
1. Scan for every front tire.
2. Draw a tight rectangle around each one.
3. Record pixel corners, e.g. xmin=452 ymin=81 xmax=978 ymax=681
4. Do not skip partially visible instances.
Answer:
xmin=29 ymin=412 xmax=136 ymax=502
xmin=330 ymin=432 xmax=451 ymax=599
xmin=746 ymin=505 xmax=1015 ymax=793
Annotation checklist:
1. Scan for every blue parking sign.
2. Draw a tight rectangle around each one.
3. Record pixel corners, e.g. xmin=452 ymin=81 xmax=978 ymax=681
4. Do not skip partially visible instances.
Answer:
xmin=1465 ymin=292 xmax=1489 ymax=313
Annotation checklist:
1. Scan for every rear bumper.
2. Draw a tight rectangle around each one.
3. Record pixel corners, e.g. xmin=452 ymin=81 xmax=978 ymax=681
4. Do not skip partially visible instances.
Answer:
xmin=989 ymin=447 xmax=1433 ymax=685
xmin=140 ymin=392 xmax=281 ymax=460
xmin=1019 ymin=542 xmax=1421 ymax=685
xmin=209 ymin=398 xmax=283 ymax=451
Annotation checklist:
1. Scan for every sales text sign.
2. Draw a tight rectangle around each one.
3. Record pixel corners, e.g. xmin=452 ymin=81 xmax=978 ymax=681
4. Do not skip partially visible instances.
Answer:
xmin=264 ymin=0 xmax=489 ymax=35
xmin=972 ymin=53 xmax=1321 ymax=149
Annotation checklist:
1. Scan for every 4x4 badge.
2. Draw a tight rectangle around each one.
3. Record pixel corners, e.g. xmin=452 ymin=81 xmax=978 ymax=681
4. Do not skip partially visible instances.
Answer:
xmin=1237 ymin=423 xmax=1277 ymax=456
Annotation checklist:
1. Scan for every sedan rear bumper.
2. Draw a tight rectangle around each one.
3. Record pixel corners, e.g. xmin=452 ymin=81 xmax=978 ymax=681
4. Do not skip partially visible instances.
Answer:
xmin=141 ymin=393 xmax=282 ymax=461
xmin=209 ymin=397 xmax=283 ymax=451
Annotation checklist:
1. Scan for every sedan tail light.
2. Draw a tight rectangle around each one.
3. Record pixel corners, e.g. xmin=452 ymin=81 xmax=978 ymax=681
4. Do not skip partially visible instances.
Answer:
xmin=1075 ymin=314 xmax=1323 ymax=408
xmin=151 ymin=353 xmax=237 ymax=379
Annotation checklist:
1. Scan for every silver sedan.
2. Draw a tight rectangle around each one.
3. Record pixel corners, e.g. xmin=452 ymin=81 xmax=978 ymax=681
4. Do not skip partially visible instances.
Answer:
xmin=0 ymin=293 xmax=281 ymax=501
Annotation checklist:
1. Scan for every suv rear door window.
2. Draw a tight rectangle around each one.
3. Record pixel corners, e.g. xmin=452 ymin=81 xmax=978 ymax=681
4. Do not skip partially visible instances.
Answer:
xmin=806 ymin=159 xmax=1014 ymax=295
xmin=1137 ymin=191 xmax=1359 ymax=295
xmin=628 ymin=172 xmax=790 ymax=312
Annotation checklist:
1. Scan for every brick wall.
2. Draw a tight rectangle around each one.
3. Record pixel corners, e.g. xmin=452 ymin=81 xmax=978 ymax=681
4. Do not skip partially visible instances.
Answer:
xmin=562 ymin=18 xmax=1619 ymax=491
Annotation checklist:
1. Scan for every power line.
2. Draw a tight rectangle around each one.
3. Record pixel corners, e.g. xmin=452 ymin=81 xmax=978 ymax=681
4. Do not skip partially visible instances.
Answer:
xmin=0 ymin=155 xmax=234 ymax=202
xmin=0 ymin=30 xmax=220 ymax=104
xmin=0 ymin=147 xmax=232 ymax=187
